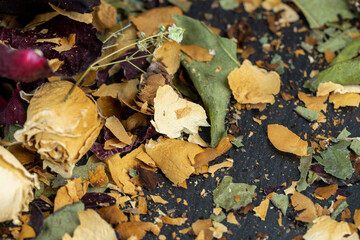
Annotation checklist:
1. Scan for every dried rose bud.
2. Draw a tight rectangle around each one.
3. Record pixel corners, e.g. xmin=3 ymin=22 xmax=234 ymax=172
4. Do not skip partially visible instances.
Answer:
xmin=14 ymin=81 xmax=103 ymax=177
xmin=0 ymin=145 xmax=39 ymax=224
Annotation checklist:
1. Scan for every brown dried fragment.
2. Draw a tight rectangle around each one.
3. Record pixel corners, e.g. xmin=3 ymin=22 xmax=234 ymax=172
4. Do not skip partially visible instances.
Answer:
xmin=89 ymin=165 xmax=109 ymax=188
xmin=227 ymin=21 xmax=252 ymax=48
xmin=92 ymin=0 xmax=117 ymax=32
xmin=314 ymin=184 xmax=338 ymax=200
xmin=97 ymin=205 xmax=128 ymax=225
xmin=138 ymin=165 xmax=161 ymax=191
xmin=116 ymin=222 xmax=160 ymax=239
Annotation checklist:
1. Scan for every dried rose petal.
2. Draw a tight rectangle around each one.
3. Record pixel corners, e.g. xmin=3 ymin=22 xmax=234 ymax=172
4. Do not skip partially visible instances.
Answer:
xmin=0 ymin=89 xmax=27 ymax=125
xmin=0 ymin=44 xmax=52 ymax=82
xmin=0 ymin=145 xmax=39 ymax=224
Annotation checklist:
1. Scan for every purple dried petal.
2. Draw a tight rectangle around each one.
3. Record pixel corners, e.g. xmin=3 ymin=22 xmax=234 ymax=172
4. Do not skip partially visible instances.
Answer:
xmin=264 ymin=184 xmax=286 ymax=195
xmin=119 ymin=48 xmax=150 ymax=80
xmin=31 ymin=199 xmax=53 ymax=211
xmin=81 ymin=192 xmax=116 ymax=209
xmin=0 ymin=0 xmax=100 ymax=17
xmin=90 ymin=125 xmax=158 ymax=160
xmin=334 ymin=188 xmax=350 ymax=198
xmin=0 ymin=89 xmax=27 ymax=125
xmin=20 ymin=79 xmax=48 ymax=93
xmin=0 ymin=44 xmax=52 ymax=82
xmin=0 ymin=16 xmax=102 ymax=77
xmin=28 ymin=202 xmax=44 ymax=236
xmin=310 ymin=164 xmax=325 ymax=174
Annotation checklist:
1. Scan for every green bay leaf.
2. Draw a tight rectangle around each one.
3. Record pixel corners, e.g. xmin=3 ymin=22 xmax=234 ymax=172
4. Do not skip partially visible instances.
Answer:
xmin=173 ymin=15 xmax=239 ymax=147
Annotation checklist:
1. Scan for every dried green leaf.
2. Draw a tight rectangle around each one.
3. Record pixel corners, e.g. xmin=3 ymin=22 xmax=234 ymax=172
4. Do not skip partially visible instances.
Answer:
xmin=314 ymin=141 xmax=354 ymax=180
xmin=292 ymin=0 xmax=355 ymax=29
xmin=3 ymin=124 xmax=23 ymax=141
xmin=331 ymin=200 xmax=348 ymax=220
xmin=332 ymin=128 xmax=351 ymax=143
xmin=173 ymin=15 xmax=239 ymax=147
xmin=271 ymin=193 xmax=289 ymax=215
xmin=210 ymin=212 xmax=226 ymax=222
xmin=294 ymin=106 xmax=319 ymax=122
xmin=168 ymin=0 xmax=192 ymax=12
xmin=213 ymin=176 xmax=256 ymax=210
xmin=297 ymin=147 xmax=314 ymax=192
xmin=350 ymin=139 xmax=360 ymax=155
xmin=219 ymin=0 xmax=240 ymax=10
xmin=317 ymin=28 xmax=358 ymax=53
xmin=303 ymin=57 xmax=360 ymax=92
xmin=230 ymin=136 xmax=244 ymax=148
xmin=270 ymin=54 xmax=285 ymax=75
xmin=331 ymin=37 xmax=360 ymax=65
xmin=37 ymin=202 xmax=84 ymax=240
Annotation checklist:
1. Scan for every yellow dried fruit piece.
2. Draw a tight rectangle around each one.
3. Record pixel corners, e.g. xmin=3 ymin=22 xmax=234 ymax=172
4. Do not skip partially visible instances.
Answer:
xmin=0 ymin=146 xmax=39 ymax=224
xmin=14 ymin=81 xmax=102 ymax=178
xmin=228 ymin=59 xmax=280 ymax=105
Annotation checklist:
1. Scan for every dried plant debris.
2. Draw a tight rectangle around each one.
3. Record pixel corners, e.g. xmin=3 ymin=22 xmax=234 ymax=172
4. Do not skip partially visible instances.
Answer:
xmin=213 ymin=176 xmax=256 ymax=210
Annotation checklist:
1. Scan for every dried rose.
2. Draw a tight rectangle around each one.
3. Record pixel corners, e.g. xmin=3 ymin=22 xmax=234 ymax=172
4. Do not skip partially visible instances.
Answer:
xmin=0 ymin=145 xmax=39 ymax=224
xmin=14 ymin=81 xmax=103 ymax=177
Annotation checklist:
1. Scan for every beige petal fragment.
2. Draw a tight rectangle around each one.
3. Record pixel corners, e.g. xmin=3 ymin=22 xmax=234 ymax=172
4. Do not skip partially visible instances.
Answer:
xmin=49 ymin=3 xmax=93 ymax=24
xmin=136 ymin=151 xmax=156 ymax=168
xmin=228 ymin=59 xmax=280 ymax=104
xmin=181 ymin=45 xmax=214 ymax=62
xmin=194 ymin=136 xmax=232 ymax=167
xmin=329 ymin=93 xmax=360 ymax=109
xmin=303 ymin=216 xmax=358 ymax=240
xmin=314 ymin=184 xmax=338 ymax=200
xmin=317 ymin=82 xmax=344 ymax=96
xmin=93 ymin=80 xmax=139 ymax=100
xmin=97 ymin=205 xmax=128 ymax=224
xmin=244 ymin=0 xmax=262 ymax=12
xmin=129 ymin=6 xmax=183 ymax=37
xmin=66 ymin=209 xmax=117 ymax=240
xmin=116 ymin=222 xmax=160 ymax=239
xmin=227 ymin=212 xmax=239 ymax=225
xmin=192 ymin=219 xmax=212 ymax=236
xmin=254 ymin=199 xmax=270 ymax=221
xmin=138 ymin=196 xmax=148 ymax=215
xmin=0 ymin=146 xmax=39 ymax=224
xmin=14 ymin=81 xmax=102 ymax=177
xmin=145 ymin=138 xmax=203 ymax=185
xmin=208 ymin=159 xmax=233 ymax=174
xmin=105 ymin=116 xmax=133 ymax=145
xmin=161 ymin=216 xmax=187 ymax=225
xmin=154 ymin=41 xmax=181 ymax=74
xmin=298 ymin=92 xmax=327 ymax=122
xmin=92 ymin=0 xmax=117 ymax=32
xmin=267 ymin=124 xmax=308 ymax=156
xmin=291 ymin=191 xmax=318 ymax=223
xmin=54 ymin=178 xmax=88 ymax=212
xmin=106 ymin=146 xmax=144 ymax=195
xmin=354 ymin=209 xmax=360 ymax=230
xmin=262 ymin=0 xmax=281 ymax=10
xmin=150 ymin=195 xmax=169 ymax=204
xmin=151 ymin=85 xmax=209 ymax=139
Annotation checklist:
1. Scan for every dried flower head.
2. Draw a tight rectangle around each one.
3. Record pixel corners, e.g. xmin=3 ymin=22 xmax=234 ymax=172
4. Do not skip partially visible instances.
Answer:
xmin=14 ymin=81 xmax=103 ymax=177
xmin=167 ymin=24 xmax=184 ymax=43
xmin=0 ymin=146 xmax=39 ymax=224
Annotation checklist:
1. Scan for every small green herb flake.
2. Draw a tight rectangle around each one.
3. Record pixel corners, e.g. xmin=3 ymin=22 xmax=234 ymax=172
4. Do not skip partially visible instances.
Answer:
xmin=334 ymin=128 xmax=351 ymax=142
xmin=271 ymin=193 xmax=289 ymax=215
xmin=294 ymin=106 xmax=319 ymax=122
xmin=314 ymin=141 xmax=354 ymax=180
xmin=37 ymin=202 xmax=84 ymax=240
xmin=219 ymin=0 xmax=240 ymax=10
xmin=270 ymin=54 xmax=285 ymax=75
xmin=3 ymin=124 xmax=23 ymax=141
xmin=210 ymin=211 xmax=226 ymax=222
xmin=129 ymin=168 xmax=137 ymax=177
xmin=331 ymin=200 xmax=349 ymax=220
xmin=297 ymin=147 xmax=314 ymax=192
xmin=213 ymin=176 xmax=256 ymax=210
xmin=350 ymin=139 xmax=360 ymax=155
xmin=231 ymin=135 xmax=244 ymax=148
xmin=316 ymin=28 xmax=357 ymax=53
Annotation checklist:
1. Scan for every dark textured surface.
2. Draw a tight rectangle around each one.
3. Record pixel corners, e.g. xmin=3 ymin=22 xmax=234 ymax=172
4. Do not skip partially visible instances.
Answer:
xmin=138 ymin=1 xmax=360 ymax=239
